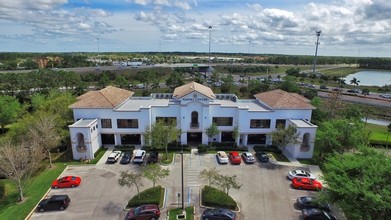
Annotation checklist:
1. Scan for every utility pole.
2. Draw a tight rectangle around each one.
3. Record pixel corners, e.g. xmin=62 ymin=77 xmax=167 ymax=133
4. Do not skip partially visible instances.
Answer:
xmin=97 ymin=37 xmax=100 ymax=57
xmin=208 ymin=26 xmax=212 ymax=66
xmin=312 ymin=30 xmax=321 ymax=74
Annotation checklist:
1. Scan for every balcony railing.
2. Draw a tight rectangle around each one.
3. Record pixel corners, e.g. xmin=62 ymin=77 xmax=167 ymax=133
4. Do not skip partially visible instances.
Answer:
xmin=190 ymin=122 xmax=199 ymax=129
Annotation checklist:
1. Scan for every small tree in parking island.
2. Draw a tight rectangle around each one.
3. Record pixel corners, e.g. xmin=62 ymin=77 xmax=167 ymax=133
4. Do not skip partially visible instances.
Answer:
xmin=199 ymin=168 xmax=220 ymax=186
xmin=214 ymin=174 xmax=242 ymax=195
xmin=118 ymin=171 xmax=144 ymax=199
xmin=142 ymin=164 xmax=170 ymax=188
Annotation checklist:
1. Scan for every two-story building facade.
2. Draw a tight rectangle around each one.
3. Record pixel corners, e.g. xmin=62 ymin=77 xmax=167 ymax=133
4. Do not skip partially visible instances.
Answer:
xmin=68 ymin=82 xmax=317 ymax=160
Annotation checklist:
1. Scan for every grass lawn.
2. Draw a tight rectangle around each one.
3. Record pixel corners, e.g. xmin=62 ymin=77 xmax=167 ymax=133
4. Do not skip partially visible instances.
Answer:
xmin=168 ymin=206 xmax=194 ymax=220
xmin=271 ymin=152 xmax=289 ymax=162
xmin=160 ymin=152 xmax=175 ymax=165
xmin=366 ymin=123 xmax=390 ymax=143
xmin=0 ymin=163 xmax=67 ymax=220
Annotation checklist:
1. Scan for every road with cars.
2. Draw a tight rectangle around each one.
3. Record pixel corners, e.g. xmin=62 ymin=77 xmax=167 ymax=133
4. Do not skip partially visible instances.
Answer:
xmin=28 ymin=149 xmax=331 ymax=220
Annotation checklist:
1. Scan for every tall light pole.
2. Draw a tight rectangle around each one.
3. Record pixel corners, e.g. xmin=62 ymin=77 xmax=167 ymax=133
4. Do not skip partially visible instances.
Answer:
xmin=180 ymin=146 xmax=185 ymax=214
xmin=97 ymin=37 xmax=100 ymax=57
xmin=312 ymin=30 xmax=321 ymax=74
xmin=208 ymin=26 xmax=212 ymax=66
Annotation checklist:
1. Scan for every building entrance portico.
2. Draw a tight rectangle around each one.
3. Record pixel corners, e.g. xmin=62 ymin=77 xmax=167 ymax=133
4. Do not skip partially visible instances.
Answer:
xmin=187 ymin=132 xmax=202 ymax=145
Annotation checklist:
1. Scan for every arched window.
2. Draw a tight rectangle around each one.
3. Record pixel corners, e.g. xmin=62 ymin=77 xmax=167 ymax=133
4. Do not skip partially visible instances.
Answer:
xmin=76 ymin=133 xmax=87 ymax=152
xmin=300 ymin=133 xmax=311 ymax=152
xmin=191 ymin=111 xmax=199 ymax=128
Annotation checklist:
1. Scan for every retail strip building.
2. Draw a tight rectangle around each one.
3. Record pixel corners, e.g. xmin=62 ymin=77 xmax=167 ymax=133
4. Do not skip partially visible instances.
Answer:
xmin=69 ymin=81 xmax=317 ymax=160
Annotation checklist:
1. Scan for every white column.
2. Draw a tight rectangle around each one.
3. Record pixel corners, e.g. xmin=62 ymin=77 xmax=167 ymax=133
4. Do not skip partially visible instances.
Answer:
xmin=243 ymin=134 xmax=248 ymax=146
xmin=181 ymin=132 xmax=187 ymax=145
xmin=202 ymin=133 xmax=209 ymax=145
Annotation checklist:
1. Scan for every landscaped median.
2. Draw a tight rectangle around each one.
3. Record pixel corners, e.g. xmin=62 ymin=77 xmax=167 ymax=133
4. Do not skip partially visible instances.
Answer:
xmin=200 ymin=186 xmax=240 ymax=212
xmin=124 ymin=186 xmax=165 ymax=210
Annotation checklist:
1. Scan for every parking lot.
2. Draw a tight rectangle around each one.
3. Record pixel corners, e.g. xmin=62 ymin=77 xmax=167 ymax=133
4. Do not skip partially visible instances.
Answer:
xmin=29 ymin=150 xmax=322 ymax=220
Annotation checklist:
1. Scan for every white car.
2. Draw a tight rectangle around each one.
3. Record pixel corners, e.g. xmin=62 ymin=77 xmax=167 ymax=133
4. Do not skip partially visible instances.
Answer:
xmin=241 ymin=152 xmax=255 ymax=164
xmin=133 ymin=150 xmax=146 ymax=164
xmin=380 ymin=94 xmax=391 ymax=99
xmin=216 ymin=151 xmax=229 ymax=164
xmin=288 ymin=170 xmax=316 ymax=180
xmin=106 ymin=150 xmax=122 ymax=164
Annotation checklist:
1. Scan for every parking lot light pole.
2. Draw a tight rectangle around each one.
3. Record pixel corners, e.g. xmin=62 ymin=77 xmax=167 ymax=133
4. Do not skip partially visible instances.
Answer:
xmin=312 ymin=30 xmax=321 ymax=74
xmin=181 ymin=147 xmax=185 ymax=214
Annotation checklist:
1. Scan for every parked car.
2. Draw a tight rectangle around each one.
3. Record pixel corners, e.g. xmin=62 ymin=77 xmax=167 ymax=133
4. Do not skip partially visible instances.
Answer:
xmin=120 ymin=152 xmax=132 ymax=164
xmin=106 ymin=150 xmax=122 ymax=164
xmin=302 ymin=208 xmax=337 ymax=220
xmin=228 ymin=151 xmax=241 ymax=165
xmin=255 ymin=152 xmax=269 ymax=163
xmin=133 ymin=150 xmax=146 ymax=164
xmin=147 ymin=150 xmax=159 ymax=164
xmin=292 ymin=177 xmax=323 ymax=191
xmin=216 ymin=151 xmax=229 ymax=164
xmin=380 ymin=93 xmax=391 ymax=99
xmin=202 ymin=208 xmax=237 ymax=220
xmin=288 ymin=169 xmax=316 ymax=180
xmin=127 ymin=204 xmax=160 ymax=220
xmin=51 ymin=176 xmax=81 ymax=189
xmin=241 ymin=152 xmax=255 ymax=164
xmin=296 ymin=196 xmax=331 ymax=212
xmin=37 ymin=195 xmax=71 ymax=212
xmin=320 ymin=85 xmax=328 ymax=90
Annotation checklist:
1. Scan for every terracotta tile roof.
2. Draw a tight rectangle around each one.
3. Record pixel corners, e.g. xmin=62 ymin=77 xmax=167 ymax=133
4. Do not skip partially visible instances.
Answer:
xmin=69 ymin=86 xmax=134 ymax=109
xmin=253 ymin=89 xmax=315 ymax=109
xmin=173 ymin=81 xmax=216 ymax=99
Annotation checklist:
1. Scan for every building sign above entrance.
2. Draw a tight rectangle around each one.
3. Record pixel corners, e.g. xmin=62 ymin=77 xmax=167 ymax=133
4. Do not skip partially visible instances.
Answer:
xmin=182 ymin=98 xmax=208 ymax=101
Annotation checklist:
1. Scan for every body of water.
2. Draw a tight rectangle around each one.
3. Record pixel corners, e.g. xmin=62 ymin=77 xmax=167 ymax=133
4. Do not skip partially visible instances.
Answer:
xmin=344 ymin=70 xmax=391 ymax=87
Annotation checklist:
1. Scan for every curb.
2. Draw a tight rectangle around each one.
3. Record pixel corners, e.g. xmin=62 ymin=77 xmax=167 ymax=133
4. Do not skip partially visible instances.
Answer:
xmin=160 ymin=153 xmax=176 ymax=166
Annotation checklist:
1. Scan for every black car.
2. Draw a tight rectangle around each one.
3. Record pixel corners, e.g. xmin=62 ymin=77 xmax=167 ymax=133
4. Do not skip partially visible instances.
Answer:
xmin=202 ymin=208 xmax=236 ymax=220
xmin=255 ymin=152 xmax=269 ymax=163
xmin=120 ymin=152 xmax=132 ymax=164
xmin=297 ymin=196 xmax=331 ymax=212
xmin=147 ymin=151 xmax=159 ymax=164
xmin=37 ymin=195 xmax=71 ymax=212
xmin=302 ymin=208 xmax=337 ymax=220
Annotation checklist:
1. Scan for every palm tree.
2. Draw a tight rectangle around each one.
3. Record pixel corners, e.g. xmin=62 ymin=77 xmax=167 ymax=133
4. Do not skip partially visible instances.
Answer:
xmin=350 ymin=77 xmax=360 ymax=86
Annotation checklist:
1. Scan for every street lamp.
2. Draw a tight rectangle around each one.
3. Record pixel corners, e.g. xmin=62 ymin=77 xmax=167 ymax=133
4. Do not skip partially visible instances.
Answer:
xmin=312 ymin=30 xmax=321 ymax=74
xmin=180 ymin=145 xmax=185 ymax=214
xmin=97 ymin=37 xmax=100 ymax=57
xmin=208 ymin=26 xmax=212 ymax=66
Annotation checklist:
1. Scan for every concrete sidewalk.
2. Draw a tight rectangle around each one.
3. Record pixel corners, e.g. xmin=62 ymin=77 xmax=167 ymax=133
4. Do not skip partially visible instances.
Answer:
xmin=96 ymin=146 xmax=114 ymax=165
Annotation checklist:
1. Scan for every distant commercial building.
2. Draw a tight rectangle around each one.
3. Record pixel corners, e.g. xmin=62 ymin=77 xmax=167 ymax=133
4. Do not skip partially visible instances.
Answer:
xmin=69 ymin=82 xmax=317 ymax=160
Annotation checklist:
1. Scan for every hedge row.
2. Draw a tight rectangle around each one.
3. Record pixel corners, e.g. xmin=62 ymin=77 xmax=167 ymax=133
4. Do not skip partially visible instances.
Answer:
xmin=142 ymin=144 xmax=191 ymax=152
xmin=113 ymin=145 xmax=135 ymax=152
xmin=202 ymin=186 xmax=237 ymax=210
xmin=126 ymin=186 xmax=162 ymax=208
xmin=197 ymin=144 xmax=248 ymax=154
xmin=253 ymin=145 xmax=282 ymax=153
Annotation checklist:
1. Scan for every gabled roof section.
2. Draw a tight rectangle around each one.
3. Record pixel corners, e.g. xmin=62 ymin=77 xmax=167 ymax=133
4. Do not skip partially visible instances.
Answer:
xmin=173 ymin=81 xmax=216 ymax=99
xmin=253 ymin=89 xmax=315 ymax=109
xmin=69 ymin=86 xmax=134 ymax=109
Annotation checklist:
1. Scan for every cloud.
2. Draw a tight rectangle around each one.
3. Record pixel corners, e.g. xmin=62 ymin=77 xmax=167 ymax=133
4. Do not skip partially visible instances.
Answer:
xmin=127 ymin=0 xmax=195 ymax=9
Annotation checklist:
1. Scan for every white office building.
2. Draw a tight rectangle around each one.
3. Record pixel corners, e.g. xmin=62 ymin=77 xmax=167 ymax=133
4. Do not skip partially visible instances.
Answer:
xmin=69 ymin=82 xmax=317 ymax=160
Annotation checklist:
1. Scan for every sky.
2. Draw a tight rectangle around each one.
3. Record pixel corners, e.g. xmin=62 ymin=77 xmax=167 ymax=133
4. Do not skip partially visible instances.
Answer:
xmin=0 ymin=0 xmax=390 ymax=57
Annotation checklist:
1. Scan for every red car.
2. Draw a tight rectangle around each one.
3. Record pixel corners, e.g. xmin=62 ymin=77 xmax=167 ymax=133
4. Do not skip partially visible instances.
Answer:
xmin=52 ymin=176 xmax=81 ymax=189
xmin=228 ymin=151 xmax=241 ymax=165
xmin=292 ymin=177 xmax=322 ymax=191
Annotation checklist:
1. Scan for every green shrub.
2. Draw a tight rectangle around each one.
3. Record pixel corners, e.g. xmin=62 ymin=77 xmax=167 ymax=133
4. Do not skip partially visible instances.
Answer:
xmin=202 ymin=186 xmax=237 ymax=210
xmin=214 ymin=145 xmax=247 ymax=151
xmin=127 ymin=186 xmax=163 ymax=208
xmin=253 ymin=145 xmax=282 ymax=153
xmin=0 ymin=181 xmax=5 ymax=199
xmin=114 ymin=145 xmax=135 ymax=152
xmin=197 ymin=144 xmax=208 ymax=154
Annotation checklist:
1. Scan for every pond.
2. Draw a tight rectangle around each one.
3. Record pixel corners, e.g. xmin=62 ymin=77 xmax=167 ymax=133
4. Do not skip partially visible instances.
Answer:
xmin=343 ymin=70 xmax=391 ymax=87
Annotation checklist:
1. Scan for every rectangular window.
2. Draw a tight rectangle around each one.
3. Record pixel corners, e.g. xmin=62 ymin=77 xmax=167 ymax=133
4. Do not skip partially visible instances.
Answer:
xmin=250 ymin=119 xmax=271 ymax=128
xmin=156 ymin=117 xmax=177 ymax=125
xmin=101 ymin=119 xmax=112 ymax=128
xmin=212 ymin=117 xmax=233 ymax=126
xmin=275 ymin=119 xmax=286 ymax=128
xmin=117 ymin=119 xmax=139 ymax=128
